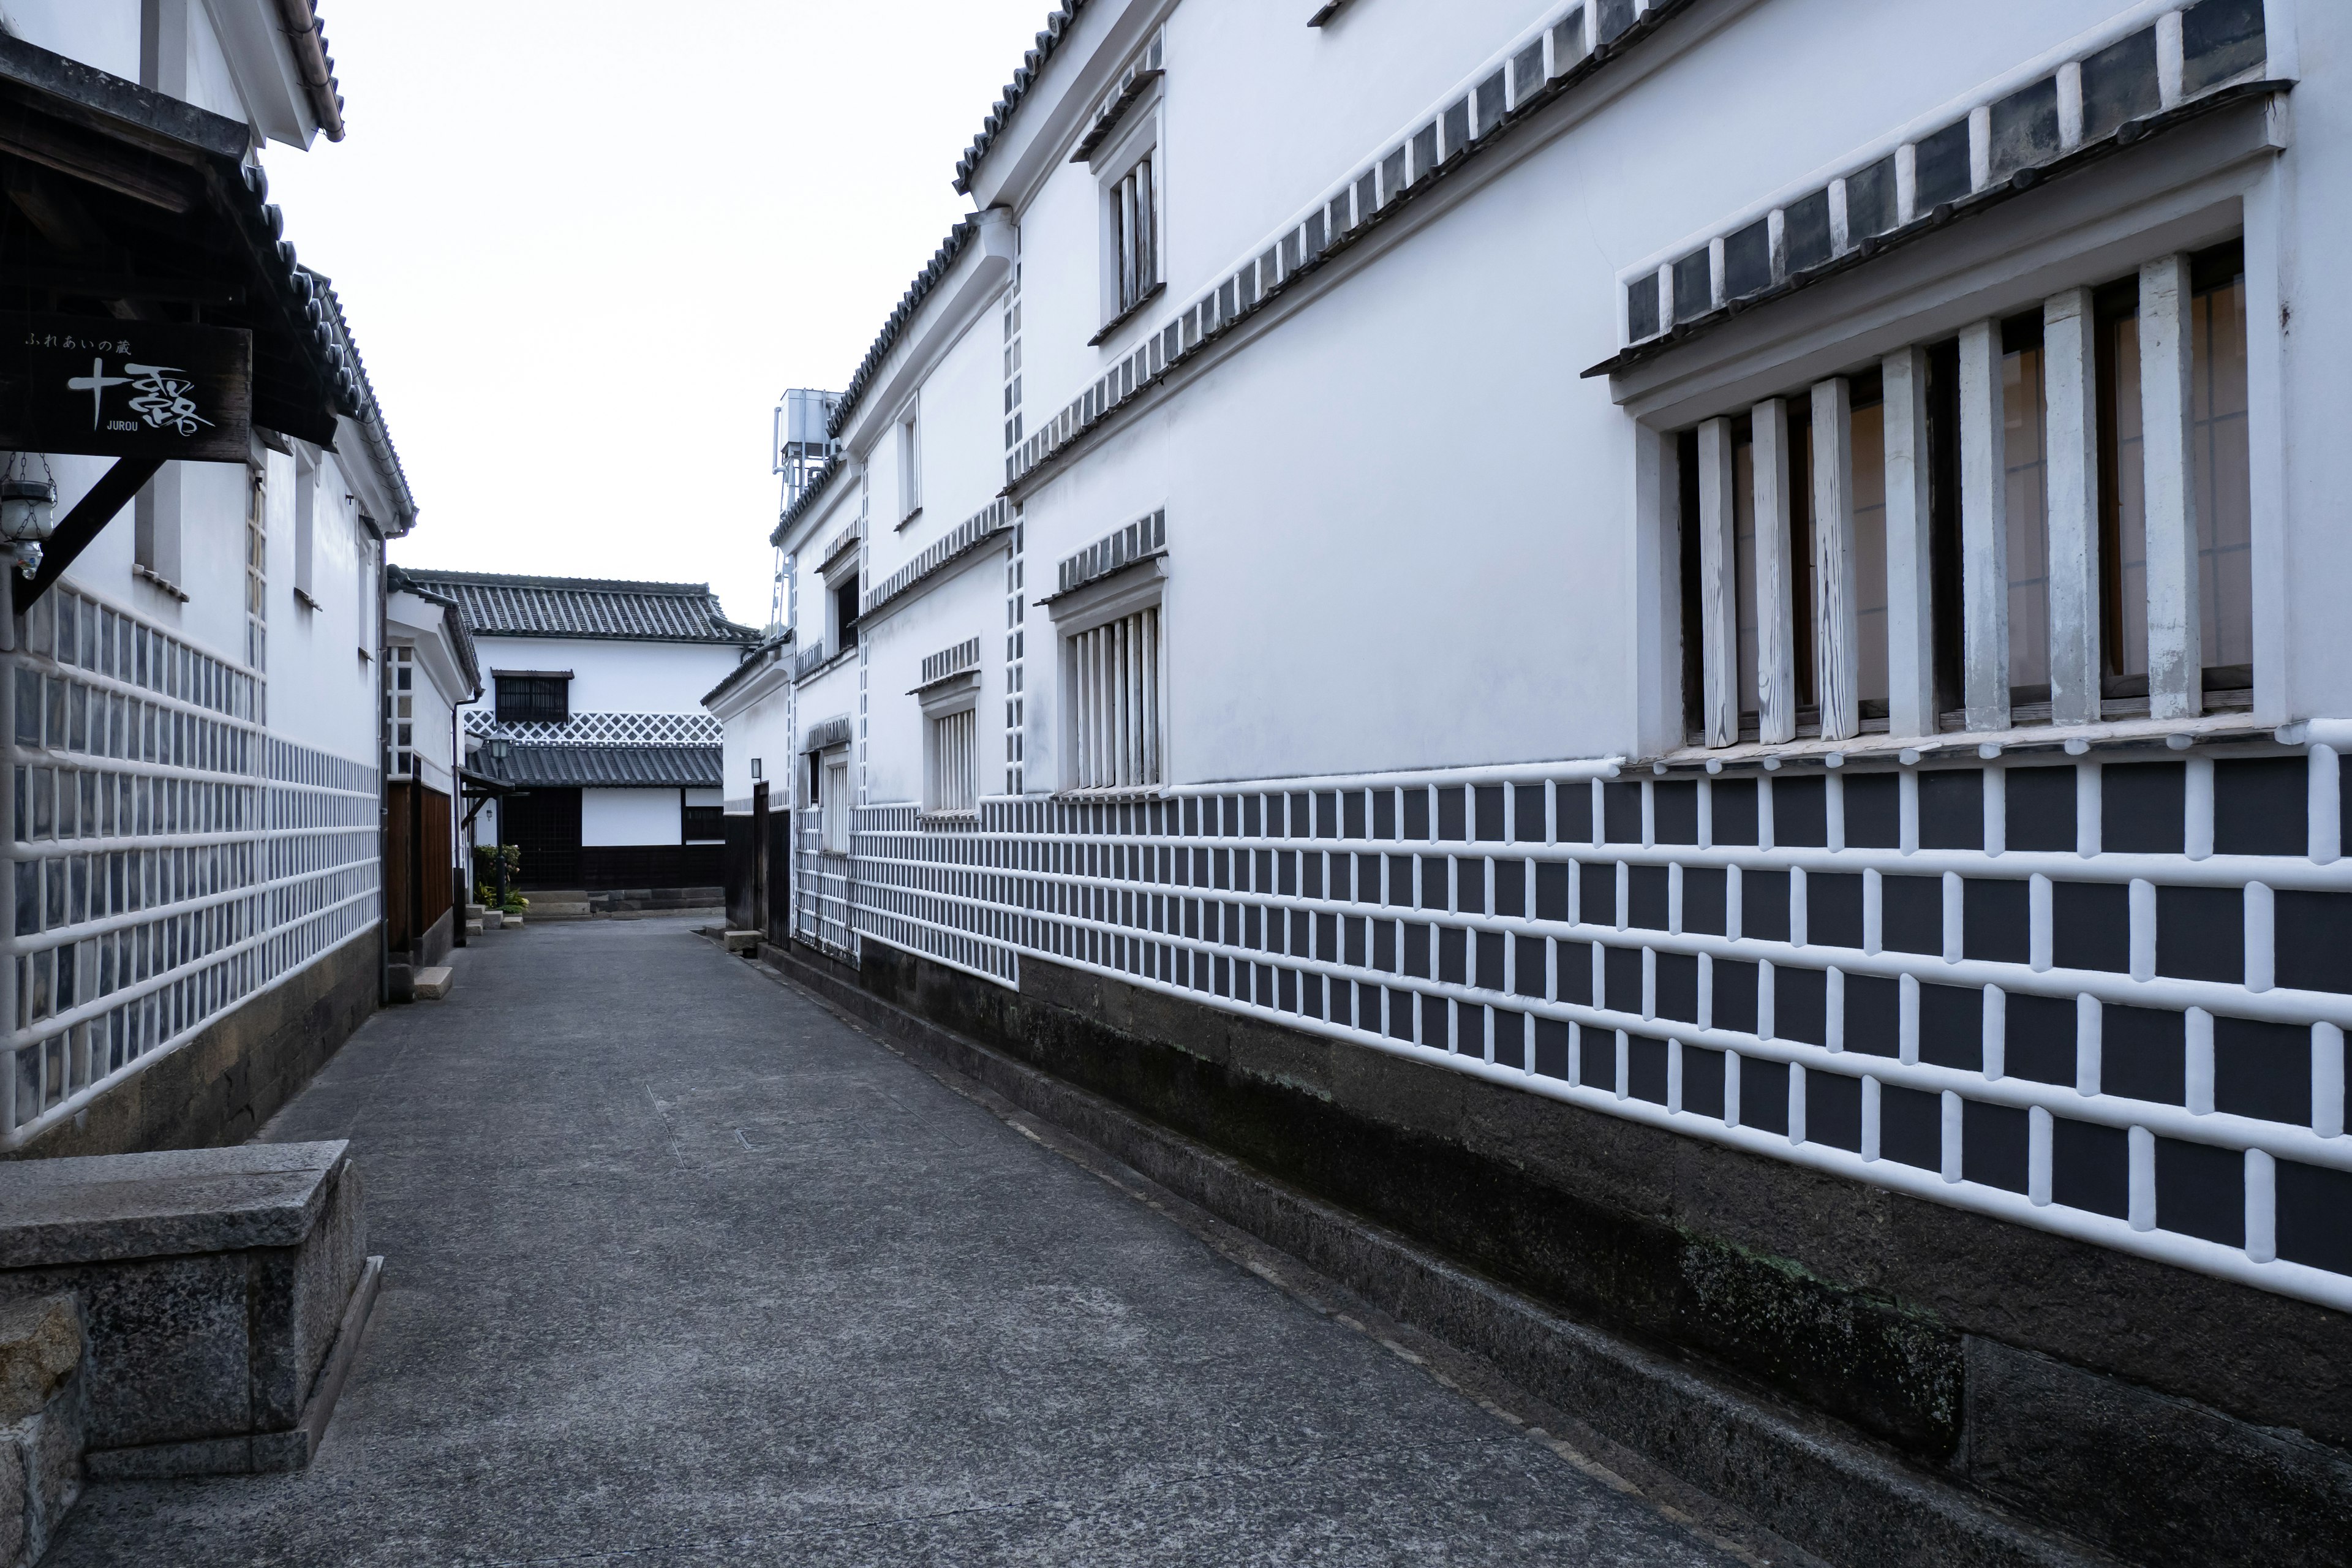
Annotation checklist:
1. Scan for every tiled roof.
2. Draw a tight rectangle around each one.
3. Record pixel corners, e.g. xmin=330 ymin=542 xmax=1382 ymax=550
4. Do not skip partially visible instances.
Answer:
xmin=953 ymin=4 xmax=1095 ymax=195
xmin=701 ymin=633 xmax=790 ymax=709
xmin=771 ymin=453 xmax=844 ymax=547
xmin=483 ymin=745 xmax=722 ymax=789
xmin=824 ymin=220 xmax=977 ymax=443
xmin=311 ymin=270 xmax=415 ymax=534
xmin=385 ymin=567 xmax=479 ymax=695
xmin=398 ymin=570 xmax=757 ymax=644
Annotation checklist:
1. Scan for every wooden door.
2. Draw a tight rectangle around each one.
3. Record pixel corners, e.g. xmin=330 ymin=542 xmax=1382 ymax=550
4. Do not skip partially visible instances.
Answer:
xmin=503 ymin=786 xmax=582 ymax=890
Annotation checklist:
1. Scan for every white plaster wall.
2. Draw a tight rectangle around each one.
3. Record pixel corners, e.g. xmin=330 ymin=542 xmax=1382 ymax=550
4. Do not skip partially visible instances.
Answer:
xmin=992 ymin=0 xmax=2345 ymax=788
xmin=770 ymin=0 xmax=2347 ymax=803
xmin=3 ymin=0 xmax=140 ymax=80
xmin=2273 ymin=0 xmax=2352 ymax=719
xmin=183 ymin=1 xmax=244 ymax=121
xmin=865 ymin=301 xmax=1005 ymax=594
xmin=480 ymin=637 xmax=744 ymax=714
xmin=861 ymin=551 xmax=1004 ymax=807
xmin=268 ymin=444 xmax=379 ymax=767
xmin=399 ymin=654 xmax=457 ymax=794
xmin=718 ymin=677 xmax=794 ymax=810
xmin=583 ymin=788 xmax=681 ymax=847
xmin=792 ymin=654 xmax=860 ymax=807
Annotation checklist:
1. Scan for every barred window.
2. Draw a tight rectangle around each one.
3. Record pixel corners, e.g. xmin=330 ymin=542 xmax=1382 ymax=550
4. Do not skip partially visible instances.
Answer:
xmin=1066 ymin=606 xmax=1161 ymax=791
xmin=1110 ymin=153 xmax=1158 ymax=318
xmin=927 ymin=707 xmax=976 ymax=815
xmin=1682 ymin=236 xmax=2255 ymax=747
xmin=820 ymin=751 xmax=851 ymax=854
xmin=386 ymin=646 xmax=414 ymax=777
xmin=494 ymin=673 xmax=569 ymax=725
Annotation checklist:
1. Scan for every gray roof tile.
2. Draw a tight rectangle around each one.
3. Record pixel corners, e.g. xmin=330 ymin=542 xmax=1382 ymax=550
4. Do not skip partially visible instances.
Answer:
xmin=486 ymin=745 xmax=722 ymax=789
xmin=399 ymin=571 xmax=756 ymax=644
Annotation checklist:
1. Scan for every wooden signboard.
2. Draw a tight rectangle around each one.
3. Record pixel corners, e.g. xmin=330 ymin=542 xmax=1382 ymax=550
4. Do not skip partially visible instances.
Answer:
xmin=0 ymin=311 xmax=251 ymax=462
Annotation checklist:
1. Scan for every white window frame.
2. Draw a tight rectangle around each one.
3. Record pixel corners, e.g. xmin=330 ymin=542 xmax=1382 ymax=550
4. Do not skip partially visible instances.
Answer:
xmin=1096 ymin=105 xmax=1164 ymax=334
xmin=1612 ymin=102 xmax=2285 ymax=751
xmin=386 ymin=643 xmax=415 ymax=778
xmin=1050 ymin=559 xmax=1166 ymax=794
xmin=293 ymin=449 xmax=318 ymax=608
xmin=819 ymin=747 xmax=851 ymax=854
xmin=921 ymin=673 xmax=981 ymax=816
xmin=895 ymin=400 xmax=922 ymax=525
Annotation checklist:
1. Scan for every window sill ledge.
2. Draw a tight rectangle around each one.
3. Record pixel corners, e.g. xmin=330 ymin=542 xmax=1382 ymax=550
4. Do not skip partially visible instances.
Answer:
xmin=133 ymin=564 xmax=188 ymax=602
xmin=293 ymin=587 xmax=322 ymax=612
xmin=1088 ymin=282 xmax=1165 ymax=348
xmin=1653 ymin=705 xmax=2285 ymax=774
xmin=894 ymin=507 xmax=924 ymax=533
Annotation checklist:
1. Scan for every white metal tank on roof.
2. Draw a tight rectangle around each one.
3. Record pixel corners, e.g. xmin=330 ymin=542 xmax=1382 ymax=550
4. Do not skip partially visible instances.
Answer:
xmin=773 ymin=388 xmax=841 ymax=478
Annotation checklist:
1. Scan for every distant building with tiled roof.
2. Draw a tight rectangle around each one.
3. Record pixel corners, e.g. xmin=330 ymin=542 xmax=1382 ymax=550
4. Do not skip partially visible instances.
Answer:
xmin=416 ymin=568 xmax=758 ymax=897
xmin=397 ymin=570 xmax=758 ymax=646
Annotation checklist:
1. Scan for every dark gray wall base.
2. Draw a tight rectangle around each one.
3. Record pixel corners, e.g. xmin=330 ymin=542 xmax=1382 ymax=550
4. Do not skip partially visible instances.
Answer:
xmin=3 ymin=930 xmax=380 ymax=1162
xmin=764 ymin=937 xmax=2352 ymax=1568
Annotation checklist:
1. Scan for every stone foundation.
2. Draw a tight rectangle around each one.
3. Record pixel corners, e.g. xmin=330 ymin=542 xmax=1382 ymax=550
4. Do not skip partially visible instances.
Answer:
xmin=2 ymin=929 xmax=379 ymax=1163
xmin=773 ymin=934 xmax=2352 ymax=1568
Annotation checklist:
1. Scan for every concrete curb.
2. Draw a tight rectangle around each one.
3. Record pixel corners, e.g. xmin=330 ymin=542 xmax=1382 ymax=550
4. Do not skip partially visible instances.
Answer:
xmin=747 ymin=935 xmax=2112 ymax=1568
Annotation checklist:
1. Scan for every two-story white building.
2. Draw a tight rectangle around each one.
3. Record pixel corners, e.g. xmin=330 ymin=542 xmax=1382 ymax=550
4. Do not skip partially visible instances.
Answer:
xmin=382 ymin=567 xmax=479 ymax=974
xmin=737 ymin=2 xmax=2351 ymax=1561
xmin=404 ymin=571 xmax=755 ymax=908
xmin=0 ymin=2 xmax=417 ymax=1158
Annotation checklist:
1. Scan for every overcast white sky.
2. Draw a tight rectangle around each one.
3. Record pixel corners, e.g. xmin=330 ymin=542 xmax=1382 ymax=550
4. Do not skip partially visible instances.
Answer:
xmin=262 ymin=0 xmax=1049 ymax=628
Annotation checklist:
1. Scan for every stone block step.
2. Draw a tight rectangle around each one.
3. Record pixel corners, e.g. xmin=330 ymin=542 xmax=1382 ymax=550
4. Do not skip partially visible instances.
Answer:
xmin=0 ymin=1293 xmax=83 ymax=1568
xmin=413 ymin=967 xmax=453 ymax=1000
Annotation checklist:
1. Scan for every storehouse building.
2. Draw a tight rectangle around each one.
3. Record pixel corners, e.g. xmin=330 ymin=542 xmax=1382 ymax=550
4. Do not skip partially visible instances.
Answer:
xmin=0 ymin=5 xmax=415 ymax=1158
xmin=733 ymin=1 xmax=2351 ymax=1561
xmin=409 ymin=572 xmax=756 ymax=896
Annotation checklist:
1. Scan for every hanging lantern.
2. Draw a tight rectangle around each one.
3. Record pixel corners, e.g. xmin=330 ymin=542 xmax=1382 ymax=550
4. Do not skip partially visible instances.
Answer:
xmin=0 ymin=455 xmax=57 ymax=579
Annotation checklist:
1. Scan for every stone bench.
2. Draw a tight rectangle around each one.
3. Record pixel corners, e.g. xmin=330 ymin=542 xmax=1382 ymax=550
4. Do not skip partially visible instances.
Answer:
xmin=0 ymin=1141 xmax=380 ymax=1482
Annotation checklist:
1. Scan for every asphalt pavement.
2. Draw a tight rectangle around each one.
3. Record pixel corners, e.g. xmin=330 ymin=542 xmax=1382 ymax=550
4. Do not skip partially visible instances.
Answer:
xmin=44 ymin=916 xmax=1750 ymax=1567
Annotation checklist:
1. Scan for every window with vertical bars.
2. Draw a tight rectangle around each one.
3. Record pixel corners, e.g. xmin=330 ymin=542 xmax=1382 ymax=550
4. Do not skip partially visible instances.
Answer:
xmin=928 ymin=707 xmax=977 ymax=815
xmin=388 ymin=646 xmax=414 ymax=777
xmin=1678 ymin=236 xmax=2253 ymax=747
xmin=1110 ymin=154 xmax=1158 ymax=318
xmin=494 ymin=674 xmax=568 ymax=725
xmin=821 ymin=753 xmax=851 ymax=853
xmin=1067 ymin=606 xmax=1161 ymax=791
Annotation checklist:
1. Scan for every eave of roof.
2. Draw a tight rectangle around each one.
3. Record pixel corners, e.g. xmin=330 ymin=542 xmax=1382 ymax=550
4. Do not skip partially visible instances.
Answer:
xmin=385 ymin=565 xmax=480 ymax=696
xmin=483 ymin=744 xmax=722 ymax=790
xmin=308 ymin=268 xmax=415 ymax=532
xmin=0 ymin=34 xmax=363 ymax=445
xmin=1580 ymin=78 xmax=2292 ymax=382
xmin=399 ymin=569 xmax=759 ymax=646
xmin=771 ymin=451 xmax=845 ymax=548
xmin=701 ymin=631 xmax=792 ymax=710
xmin=953 ymin=4 xmax=1095 ymax=196
xmin=823 ymin=218 xmax=978 ymax=444
xmin=274 ymin=0 xmax=347 ymax=142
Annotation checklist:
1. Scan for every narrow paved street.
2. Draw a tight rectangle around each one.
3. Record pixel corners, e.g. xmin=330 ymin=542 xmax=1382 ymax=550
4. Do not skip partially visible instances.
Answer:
xmin=46 ymin=919 xmax=1745 ymax=1567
